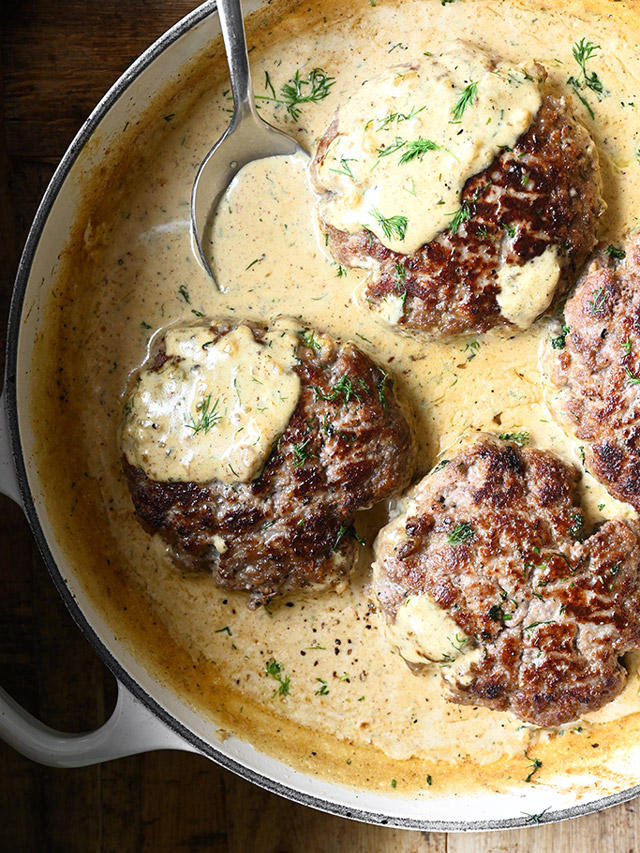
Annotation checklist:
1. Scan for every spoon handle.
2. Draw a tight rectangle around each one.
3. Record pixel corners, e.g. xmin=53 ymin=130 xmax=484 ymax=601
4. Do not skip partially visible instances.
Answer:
xmin=217 ymin=0 xmax=257 ymax=121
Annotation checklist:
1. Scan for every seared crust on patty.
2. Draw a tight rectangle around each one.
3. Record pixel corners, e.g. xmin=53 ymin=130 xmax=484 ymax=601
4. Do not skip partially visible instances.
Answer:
xmin=550 ymin=236 xmax=640 ymax=510
xmin=123 ymin=321 xmax=416 ymax=608
xmin=312 ymin=94 xmax=603 ymax=338
xmin=373 ymin=435 xmax=640 ymax=726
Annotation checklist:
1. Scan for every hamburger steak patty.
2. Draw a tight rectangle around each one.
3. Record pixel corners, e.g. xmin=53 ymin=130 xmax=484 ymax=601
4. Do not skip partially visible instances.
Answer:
xmin=550 ymin=236 xmax=640 ymax=511
xmin=312 ymin=93 xmax=603 ymax=338
xmin=373 ymin=435 xmax=640 ymax=726
xmin=123 ymin=321 xmax=416 ymax=608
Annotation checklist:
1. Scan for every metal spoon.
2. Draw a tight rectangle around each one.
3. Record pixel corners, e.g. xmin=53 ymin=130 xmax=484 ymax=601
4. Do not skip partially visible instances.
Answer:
xmin=191 ymin=0 xmax=307 ymax=282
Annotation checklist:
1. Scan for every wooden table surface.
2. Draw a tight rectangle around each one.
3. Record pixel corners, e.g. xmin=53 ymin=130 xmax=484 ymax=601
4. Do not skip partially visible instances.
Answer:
xmin=2 ymin=1 xmax=640 ymax=849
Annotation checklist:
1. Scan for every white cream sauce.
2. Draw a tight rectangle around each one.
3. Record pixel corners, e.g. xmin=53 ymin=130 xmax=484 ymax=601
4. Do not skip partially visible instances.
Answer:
xmin=496 ymin=245 xmax=561 ymax=329
xmin=315 ymin=41 xmax=542 ymax=254
xmin=121 ymin=320 xmax=301 ymax=484
xmin=33 ymin=0 xmax=640 ymax=785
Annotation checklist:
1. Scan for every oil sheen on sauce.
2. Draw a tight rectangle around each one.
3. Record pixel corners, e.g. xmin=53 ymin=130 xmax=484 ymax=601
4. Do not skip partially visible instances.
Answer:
xmin=32 ymin=0 xmax=640 ymax=792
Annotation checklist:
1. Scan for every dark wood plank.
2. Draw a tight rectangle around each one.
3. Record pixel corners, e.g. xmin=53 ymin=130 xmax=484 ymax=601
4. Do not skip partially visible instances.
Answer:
xmin=2 ymin=1 xmax=640 ymax=851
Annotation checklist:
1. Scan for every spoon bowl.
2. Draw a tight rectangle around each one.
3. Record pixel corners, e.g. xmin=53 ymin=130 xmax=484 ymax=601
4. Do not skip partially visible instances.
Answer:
xmin=191 ymin=0 xmax=307 ymax=282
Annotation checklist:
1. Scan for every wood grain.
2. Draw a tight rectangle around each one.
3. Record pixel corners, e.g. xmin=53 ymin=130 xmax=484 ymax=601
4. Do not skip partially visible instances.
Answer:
xmin=2 ymin=1 xmax=640 ymax=850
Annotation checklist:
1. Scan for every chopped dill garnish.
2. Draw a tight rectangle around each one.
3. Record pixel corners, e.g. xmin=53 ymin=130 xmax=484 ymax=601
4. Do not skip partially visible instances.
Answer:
xmin=449 ymin=202 xmax=472 ymax=234
xmin=376 ymin=136 xmax=406 ymax=159
xmin=185 ymin=395 xmax=221 ymax=435
xmin=604 ymin=244 xmax=626 ymax=259
xmin=588 ymin=287 xmax=608 ymax=315
xmin=551 ymin=323 xmax=571 ymax=350
xmin=333 ymin=523 xmax=365 ymax=551
xmin=329 ymin=157 xmax=357 ymax=179
xmin=567 ymin=38 xmax=605 ymax=119
xmin=256 ymin=67 xmax=335 ymax=120
xmin=524 ymin=751 xmax=543 ymax=783
xmin=315 ymin=678 xmax=330 ymax=696
xmin=447 ymin=522 xmax=476 ymax=546
xmin=370 ymin=104 xmax=426 ymax=132
xmin=451 ymin=80 xmax=479 ymax=122
xmin=299 ymin=329 xmax=320 ymax=350
xmin=398 ymin=138 xmax=441 ymax=164
xmin=370 ymin=207 xmax=408 ymax=241
xmin=313 ymin=373 xmax=363 ymax=405
xmin=568 ymin=512 xmax=584 ymax=540
xmin=291 ymin=437 xmax=314 ymax=467
xmin=498 ymin=431 xmax=530 ymax=446
xmin=265 ymin=659 xmax=291 ymax=697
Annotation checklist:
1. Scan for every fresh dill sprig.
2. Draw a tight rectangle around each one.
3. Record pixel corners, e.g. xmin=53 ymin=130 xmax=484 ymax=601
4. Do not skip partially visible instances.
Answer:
xmin=370 ymin=207 xmax=408 ymax=241
xmin=447 ymin=522 xmax=476 ymax=546
xmin=451 ymin=80 xmax=479 ymax=122
xmin=398 ymin=138 xmax=441 ymax=164
xmin=329 ymin=157 xmax=357 ymax=179
xmin=448 ymin=201 xmax=472 ymax=234
xmin=265 ymin=659 xmax=291 ymax=697
xmin=570 ymin=38 xmax=604 ymax=94
xmin=376 ymin=136 xmax=407 ymax=159
xmin=314 ymin=373 xmax=363 ymax=405
xmin=550 ymin=323 xmax=571 ymax=350
xmin=498 ymin=431 xmax=530 ymax=446
xmin=185 ymin=394 xmax=222 ymax=435
xmin=291 ymin=437 xmax=314 ymax=467
xmin=256 ymin=67 xmax=335 ymax=120
xmin=369 ymin=105 xmax=426 ymax=132
xmin=604 ymin=244 xmax=626 ymax=259
xmin=566 ymin=38 xmax=605 ymax=119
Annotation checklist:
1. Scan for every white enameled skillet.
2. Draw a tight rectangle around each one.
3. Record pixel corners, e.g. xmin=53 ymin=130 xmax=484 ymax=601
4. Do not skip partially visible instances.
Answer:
xmin=2 ymin=0 xmax=640 ymax=830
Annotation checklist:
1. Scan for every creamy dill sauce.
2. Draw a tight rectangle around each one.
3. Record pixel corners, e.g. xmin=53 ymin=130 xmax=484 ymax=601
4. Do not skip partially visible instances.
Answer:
xmin=315 ymin=41 xmax=542 ymax=254
xmin=121 ymin=320 xmax=301 ymax=484
xmin=33 ymin=0 xmax=640 ymax=790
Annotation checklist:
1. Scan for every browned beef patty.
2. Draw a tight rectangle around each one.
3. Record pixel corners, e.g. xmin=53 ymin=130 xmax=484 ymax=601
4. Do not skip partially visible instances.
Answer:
xmin=373 ymin=435 xmax=640 ymax=726
xmin=123 ymin=321 xmax=416 ymax=608
xmin=312 ymin=94 xmax=603 ymax=338
xmin=550 ymin=237 xmax=640 ymax=511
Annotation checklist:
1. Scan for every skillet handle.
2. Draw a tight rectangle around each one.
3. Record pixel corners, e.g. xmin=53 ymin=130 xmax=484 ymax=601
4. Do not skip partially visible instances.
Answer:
xmin=0 ymin=392 xmax=197 ymax=764
xmin=0 ymin=681 xmax=198 ymax=767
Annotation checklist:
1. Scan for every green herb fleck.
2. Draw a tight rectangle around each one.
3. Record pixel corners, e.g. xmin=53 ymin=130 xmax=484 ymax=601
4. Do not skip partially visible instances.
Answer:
xmin=315 ymin=678 xmax=330 ymax=696
xmin=256 ymin=67 xmax=335 ymax=120
xmin=625 ymin=368 xmax=640 ymax=385
xmin=185 ymin=395 xmax=222 ymax=435
xmin=299 ymin=329 xmax=320 ymax=350
xmin=551 ymin=323 xmax=571 ymax=350
xmin=291 ymin=437 xmax=315 ymax=467
xmin=568 ymin=512 xmax=584 ymax=540
xmin=398 ymin=138 xmax=441 ymax=164
xmin=498 ymin=431 xmax=530 ymax=446
xmin=604 ymin=244 xmax=626 ymax=259
xmin=447 ymin=522 xmax=476 ymax=546
xmin=265 ymin=659 xmax=291 ymax=697
xmin=333 ymin=523 xmax=365 ymax=551
xmin=588 ymin=287 xmax=608 ymax=315
xmin=524 ymin=750 xmax=543 ymax=782
xmin=609 ymin=561 xmax=622 ymax=591
xmin=524 ymin=620 xmax=556 ymax=634
xmin=449 ymin=201 xmax=473 ymax=234
xmin=370 ymin=207 xmax=408 ymax=242
xmin=215 ymin=626 xmax=232 ymax=635
xmin=451 ymin=80 xmax=479 ymax=122
xmin=314 ymin=373 xmax=363 ymax=406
